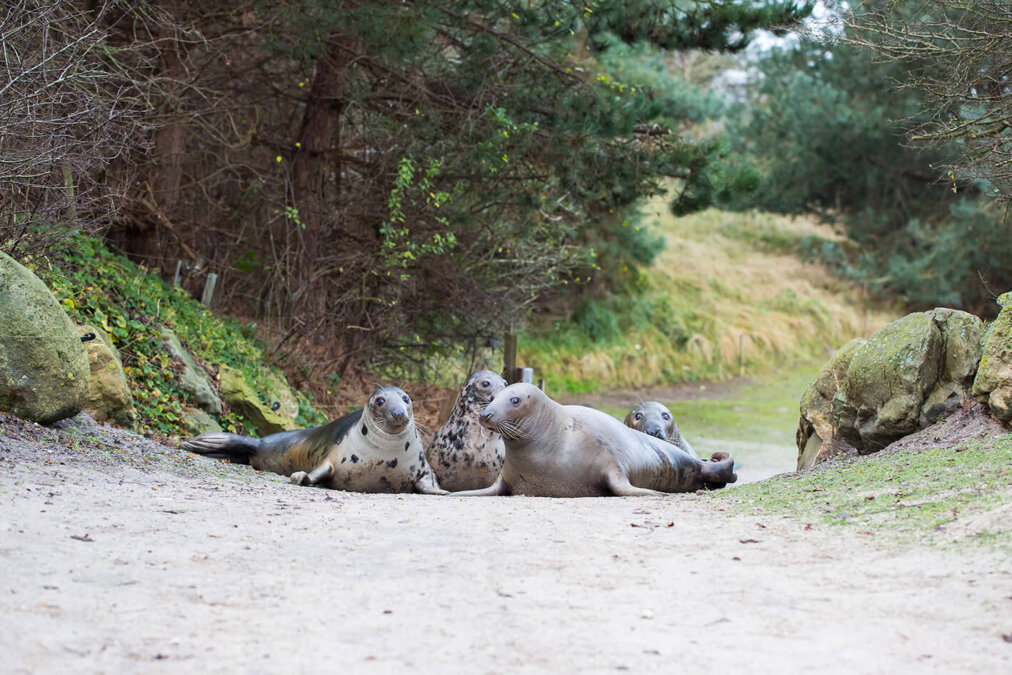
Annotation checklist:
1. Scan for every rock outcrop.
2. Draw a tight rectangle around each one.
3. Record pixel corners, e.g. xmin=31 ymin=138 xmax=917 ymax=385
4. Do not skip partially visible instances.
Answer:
xmin=218 ymin=364 xmax=297 ymax=435
xmin=972 ymin=292 xmax=1012 ymax=421
xmin=76 ymin=325 xmax=137 ymax=428
xmin=0 ymin=252 xmax=89 ymax=423
xmin=797 ymin=308 xmax=986 ymax=469
xmin=159 ymin=326 xmax=223 ymax=415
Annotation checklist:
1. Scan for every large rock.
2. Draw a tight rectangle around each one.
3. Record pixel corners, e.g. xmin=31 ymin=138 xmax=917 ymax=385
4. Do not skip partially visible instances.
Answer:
xmin=159 ymin=326 xmax=222 ymax=415
xmin=796 ymin=338 xmax=865 ymax=470
xmin=0 ymin=252 xmax=89 ymax=423
xmin=218 ymin=364 xmax=298 ymax=436
xmin=76 ymin=325 xmax=137 ymax=428
xmin=834 ymin=312 xmax=943 ymax=453
xmin=797 ymin=308 xmax=986 ymax=469
xmin=182 ymin=406 xmax=222 ymax=436
xmin=972 ymin=292 xmax=1012 ymax=421
xmin=922 ymin=307 xmax=985 ymax=421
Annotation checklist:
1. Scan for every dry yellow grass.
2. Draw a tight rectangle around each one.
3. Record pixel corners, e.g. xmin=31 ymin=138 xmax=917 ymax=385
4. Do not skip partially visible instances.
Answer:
xmin=522 ymin=199 xmax=896 ymax=392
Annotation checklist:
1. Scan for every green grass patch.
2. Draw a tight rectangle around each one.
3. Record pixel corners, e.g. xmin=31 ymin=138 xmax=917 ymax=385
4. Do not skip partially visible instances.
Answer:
xmin=714 ymin=434 xmax=1012 ymax=550
xmin=27 ymin=231 xmax=326 ymax=436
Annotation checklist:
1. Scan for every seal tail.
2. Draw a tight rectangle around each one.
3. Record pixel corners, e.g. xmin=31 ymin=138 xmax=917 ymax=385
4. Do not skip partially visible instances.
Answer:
xmin=181 ymin=432 xmax=261 ymax=464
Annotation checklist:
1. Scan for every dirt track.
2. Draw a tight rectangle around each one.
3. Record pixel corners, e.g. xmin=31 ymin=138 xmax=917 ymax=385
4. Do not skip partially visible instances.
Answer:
xmin=1 ymin=415 xmax=1010 ymax=673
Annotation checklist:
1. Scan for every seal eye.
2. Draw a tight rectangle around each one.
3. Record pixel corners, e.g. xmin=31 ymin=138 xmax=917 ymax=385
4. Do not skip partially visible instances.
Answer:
xmin=401 ymin=395 xmax=410 ymax=405
xmin=662 ymin=413 xmax=671 ymax=420
xmin=481 ymin=380 xmax=490 ymax=388
xmin=375 ymin=396 xmax=386 ymax=407
xmin=634 ymin=412 xmax=643 ymax=421
xmin=510 ymin=396 xmax=520 ymax=406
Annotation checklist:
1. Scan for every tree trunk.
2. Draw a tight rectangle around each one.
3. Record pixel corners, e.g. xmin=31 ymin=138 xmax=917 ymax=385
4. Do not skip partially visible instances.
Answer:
xmin=290 ymin=33 xmax=348 ymax=332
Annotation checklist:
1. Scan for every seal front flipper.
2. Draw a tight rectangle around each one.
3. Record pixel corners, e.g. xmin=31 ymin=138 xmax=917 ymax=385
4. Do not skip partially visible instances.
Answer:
xmin=414 ymin=471 xmax=449 ymax=496
xmin=451 ymin=474 xmax=511 ymax=497
xmin=604 ymin=467 xmax=664 ymax=497
xmin=290 ymin=459 xmax=335 ymax=487
xmin=181 ymin=432 xmax=261 ymax=463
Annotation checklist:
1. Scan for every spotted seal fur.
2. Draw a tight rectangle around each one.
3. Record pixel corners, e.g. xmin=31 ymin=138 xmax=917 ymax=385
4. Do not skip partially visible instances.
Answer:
xmin=181 ymin=386 xmax=445 ymax=494
xmin=425 ymin=370 xmax=507 ymax=491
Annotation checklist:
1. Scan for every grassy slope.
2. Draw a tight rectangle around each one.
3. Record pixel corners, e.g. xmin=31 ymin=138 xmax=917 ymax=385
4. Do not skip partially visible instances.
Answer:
xmin=30 ymin=232 xmax=327 ymax=436
xmin=522 ymin=201 xmax=896 ymax=393
xmin=714 ymin=435 xmax=1012 ymax=552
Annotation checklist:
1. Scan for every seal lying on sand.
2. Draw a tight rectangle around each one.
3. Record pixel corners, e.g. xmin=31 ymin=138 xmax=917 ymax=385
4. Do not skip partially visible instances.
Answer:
xmin=181 ymin=386 xmax=446 ymax=494
xmin=452 ymin=383 xmax=736 ymax=497
xmin=426 ymin=370 xmax=507 ymax=491
xmin=624 ymin=401 xmax=697 ymax=457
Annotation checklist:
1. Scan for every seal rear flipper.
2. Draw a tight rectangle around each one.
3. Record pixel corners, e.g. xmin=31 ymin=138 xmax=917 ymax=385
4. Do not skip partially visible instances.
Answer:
xmin=450 ymin=474 xmax=511 ymax=497
xmin=699 ymin=451 xmax=737 ymax=489
xmin=180 ymin=432 xmax=261 ymax=465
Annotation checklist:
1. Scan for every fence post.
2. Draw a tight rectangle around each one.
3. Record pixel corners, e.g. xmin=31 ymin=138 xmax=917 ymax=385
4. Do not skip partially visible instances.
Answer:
xmin=201 ymin=273 xmax=218 ymax=306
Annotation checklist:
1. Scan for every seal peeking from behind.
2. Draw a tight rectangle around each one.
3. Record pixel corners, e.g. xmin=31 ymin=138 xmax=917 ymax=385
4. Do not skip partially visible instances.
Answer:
xmin=624 ymin=401 xmax=697 ymax=457
xmin=181 ymin=386 xmax=446 ymax=494
xmin=425 ymin=370 xmax=507 ymax=491
xmin=452 ymin=383 xmax=736 ymax=497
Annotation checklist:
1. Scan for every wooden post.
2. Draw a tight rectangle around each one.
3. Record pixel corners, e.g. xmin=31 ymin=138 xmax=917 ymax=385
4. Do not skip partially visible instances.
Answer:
xmin=738 ymin=334 xmax=746 ymax=377
xmin=201 ymin=273 xmax=218 ymax=306
xmin=173 ymin=260 xmax=184 ymax=285
xmin=503 ymin=330 xmax=518 ymax=383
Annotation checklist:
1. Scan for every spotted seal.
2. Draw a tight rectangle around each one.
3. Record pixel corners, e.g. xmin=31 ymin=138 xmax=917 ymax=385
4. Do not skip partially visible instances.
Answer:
xmin=425 ymin=370 xmax=507 ymax=491
xmin=451 ymin=383 xmax=736 ymax=497
xmin=181 ymin=386 xmax=446 ymax=494
xmin=624 ymin=401 xmax=697 ymax=457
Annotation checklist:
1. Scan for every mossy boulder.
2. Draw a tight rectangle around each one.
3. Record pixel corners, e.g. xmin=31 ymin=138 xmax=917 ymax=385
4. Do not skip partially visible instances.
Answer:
xmin=218 ymin=364 xmax=297 ymax=435
xmin=76 ymin=325 xmax=137 ymax=428
xmin=796 ymin=338 xmax=865 ymax=470
xmin=972 ymin=298 xmax=1012 ymax=421
xmin=797 ymin=308 xmax=986 ymax=469
xmin=159 ymin=325 xmax=222 ymax=415
xmin=182 ymin=406 xmax=223 ymax=435
xmin=834 ymin=312 xmax=943 ymax=453
xmin=0 ymin=252 xmax=89 ymax=423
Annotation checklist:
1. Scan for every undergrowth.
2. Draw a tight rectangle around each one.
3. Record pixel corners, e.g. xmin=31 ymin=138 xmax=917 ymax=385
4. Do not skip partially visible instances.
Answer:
xmin=27 ymin=231 xmax=326 ymax=436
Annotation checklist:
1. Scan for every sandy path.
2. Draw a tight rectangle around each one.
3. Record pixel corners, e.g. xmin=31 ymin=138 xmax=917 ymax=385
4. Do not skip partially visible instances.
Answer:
xmin=2 ymin=441 xmax=1010 ymax=675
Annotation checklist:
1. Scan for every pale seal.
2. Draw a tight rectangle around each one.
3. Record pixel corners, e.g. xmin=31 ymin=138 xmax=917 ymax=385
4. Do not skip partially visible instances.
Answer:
xmin=453 ymin=383 xmax=736 ymax=497
xmin=181 ymin=386 xmax=446 ymax=494
xmin=425 ymin=370 xmax=507 ymax=491
xmin=624 ymin=401 xmax=697 ymax=457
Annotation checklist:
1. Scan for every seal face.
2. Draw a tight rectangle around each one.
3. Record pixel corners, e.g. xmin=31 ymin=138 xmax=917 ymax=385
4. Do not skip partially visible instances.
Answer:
xmin=452 ymin=383 xmax=736 ymax=498
xmin=624 ymin=401 xmax=697 ymax=457
xmin=181 ymin=386 xmax=446 ymax=494
xmin=425 ymin=370 xmax=507 ymax=491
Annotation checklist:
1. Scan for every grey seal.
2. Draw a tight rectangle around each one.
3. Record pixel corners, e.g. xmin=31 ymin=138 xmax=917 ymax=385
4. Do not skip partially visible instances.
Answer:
xmin=452 ymin=383 xmax=736 ymax=497
xmin=425 ymin=370 xmax=507 ymax=491
xmin=624 ymin=401 xmax=697 ymax=457
xmin=181 ymin=386 xmax=446 ymax=494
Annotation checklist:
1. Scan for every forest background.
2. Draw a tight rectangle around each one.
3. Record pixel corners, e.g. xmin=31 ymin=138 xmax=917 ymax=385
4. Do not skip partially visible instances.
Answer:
xmin=4 ymin=0 xmax=1010 ymax=430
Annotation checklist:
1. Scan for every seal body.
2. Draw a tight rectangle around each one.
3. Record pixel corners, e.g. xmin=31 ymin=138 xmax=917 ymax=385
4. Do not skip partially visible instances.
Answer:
xmin=425 ymin=370 xmax=507 ymax=491
xmin=454 ymin=384 xmax=736 ymax=497
xmin=624 ymin=401 xmax=697 ymax=457
xmin=181 ymin=387 xmax=445 ymax=494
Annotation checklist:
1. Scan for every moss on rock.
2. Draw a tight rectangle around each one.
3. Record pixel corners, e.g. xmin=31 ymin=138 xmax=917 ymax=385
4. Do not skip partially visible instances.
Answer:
xmin=0 ymin=252 xmax=89 ymax=423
